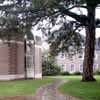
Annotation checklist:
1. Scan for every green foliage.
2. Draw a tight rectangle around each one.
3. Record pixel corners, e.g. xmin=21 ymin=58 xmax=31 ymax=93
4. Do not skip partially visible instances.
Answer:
xmin=61 ymin=71 xmax=70 ymax=75
xmin=94 ymin=69 xmax=100 ymax=75
xmin=85 ymin=0 xmax=100 ymax=5
xmin=48 ymin=25 xmax=83 ymax=56
xmin=0 ymin=0 xmax=99 ymax=41
xmin=42 ymin=53 xmax=61 ymax=76
xmin=0 ymin=0 xmax=99 ymax=40
xmin=0 ymin=0 xmax=34 ymax=40
xmin=42 ymin=60 xmax=61 ymax=76
xmin=60 ymin=71 xmax=82 ymax=76
xmin=72 ymin=72 xmax=82 ymax=75
xmin=32 ymin=0 xmax=61 ymax=9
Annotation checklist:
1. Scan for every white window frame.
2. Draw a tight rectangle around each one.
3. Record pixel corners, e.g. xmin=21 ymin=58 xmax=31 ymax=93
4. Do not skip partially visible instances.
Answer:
xmin=70 ymin=64 xmax=74 ymax=72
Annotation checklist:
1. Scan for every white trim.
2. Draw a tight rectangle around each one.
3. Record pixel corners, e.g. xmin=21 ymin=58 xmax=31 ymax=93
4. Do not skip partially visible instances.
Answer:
xmin=9 ymin=41 xmax=24 ymax=45
xmin=0 ymin=73 xmax=42 ymax=80
xmin=0 ymin=45 xmax=8 ymax=47
xmin=79 ymin=64 xmax=83 ymax=72
xmin=35 ymin=45 xmax=42 ymax=48
xmin=94 ymin=53 xmax=98 ymax=60
xmin=0 ymin=41 xmax=24 ymax=45
xmin=34 ymin=74 xmax=42 ymax=79
xmin=70 ymin=64 xmax=75 ymax=73
xmin=0 ymin=74 xmax=24 ymax=80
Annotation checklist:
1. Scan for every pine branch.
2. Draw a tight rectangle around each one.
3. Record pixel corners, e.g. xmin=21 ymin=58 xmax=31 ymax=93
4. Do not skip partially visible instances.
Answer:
xmin=58 ymin=5 xmax=88 ymax=26
xmin=96 ymin=19 xmax=100 ymax=27
xmin=66 ymin=5 xmax=87 ymax=10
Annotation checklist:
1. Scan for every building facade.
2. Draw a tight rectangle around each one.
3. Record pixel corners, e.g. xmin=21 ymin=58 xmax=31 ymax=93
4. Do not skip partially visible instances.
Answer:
xmin=56 ymin=39 xmax=100 ymax=73
xmin=0 ymin=35 xmax=42 ymax=80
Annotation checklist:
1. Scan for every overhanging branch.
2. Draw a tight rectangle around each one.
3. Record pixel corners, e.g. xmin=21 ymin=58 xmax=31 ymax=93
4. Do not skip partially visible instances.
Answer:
xmin=58 ymin=6 xmax=88 ymax=26
xmin=96 ymin=19 xmax=100 ymax=26
xmin=66 ymin=5 xmax=87 ymax=11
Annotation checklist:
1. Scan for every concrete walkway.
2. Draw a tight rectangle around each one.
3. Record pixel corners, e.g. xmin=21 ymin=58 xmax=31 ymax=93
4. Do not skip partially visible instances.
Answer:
xmin=0 ymin=79 xmax=79 ymax=100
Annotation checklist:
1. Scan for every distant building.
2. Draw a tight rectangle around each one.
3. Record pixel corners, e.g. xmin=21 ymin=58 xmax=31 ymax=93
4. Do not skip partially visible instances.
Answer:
xmin=0 ymin=35 xmax=42 ymax=80
xmin=56 ymin=38 xmax=100 ymax=73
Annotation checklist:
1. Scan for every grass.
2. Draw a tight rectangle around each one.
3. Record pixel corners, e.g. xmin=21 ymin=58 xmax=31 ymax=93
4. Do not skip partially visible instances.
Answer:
xmin=54 ymin=75 xmax=100 ymax=100
xmin=0 ymin=77 xmax=54 ymax=96
xmin=0 ymin=75 xmax=100 ymax=100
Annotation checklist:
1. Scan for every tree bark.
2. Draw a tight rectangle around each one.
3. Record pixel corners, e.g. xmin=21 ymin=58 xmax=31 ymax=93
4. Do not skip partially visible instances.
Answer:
xmin=82 ymin=4 xmax=96 ymax=81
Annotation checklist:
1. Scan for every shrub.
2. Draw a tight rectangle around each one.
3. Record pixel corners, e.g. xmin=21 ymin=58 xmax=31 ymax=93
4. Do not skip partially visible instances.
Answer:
xmin=61 ymin=71 xmax=70 ymax=75
xmin=42 ymin=52 xmax=61 ymax=76
xmin=94 ymin=70 xmax=100 ymax=75
xmin=72 ymin=72 xmax=81 ymax=75
xmin=42 ymin=60 xmax=61 ymax=76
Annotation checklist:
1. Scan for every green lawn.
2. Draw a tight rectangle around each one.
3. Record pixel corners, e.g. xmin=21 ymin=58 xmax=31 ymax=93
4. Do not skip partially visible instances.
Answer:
xmin=0 ymin=77 xmax=54 ymax=96
xmin=55 ymin=75 xmax=100 ymax=100
xmin=0 ymin=75 xmax=100 ymax=100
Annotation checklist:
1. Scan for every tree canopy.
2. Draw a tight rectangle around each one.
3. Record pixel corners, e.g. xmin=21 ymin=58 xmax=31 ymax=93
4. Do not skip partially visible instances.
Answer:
xmin=0 ymin=0 xmax=42 ymax=40
xmin=0 ymin=0 xmax=100 ymax=40
xmin=32 ymin=0 xmax=100 ymax=55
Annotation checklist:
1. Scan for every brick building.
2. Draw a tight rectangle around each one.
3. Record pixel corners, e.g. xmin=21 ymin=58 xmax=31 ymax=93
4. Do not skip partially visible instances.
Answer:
xmin=0 ymin=35 xmax=42 ymax=80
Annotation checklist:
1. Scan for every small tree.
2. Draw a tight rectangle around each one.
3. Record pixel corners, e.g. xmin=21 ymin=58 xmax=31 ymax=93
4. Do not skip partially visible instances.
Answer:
xmin=42 ymin=52 xmax=61 ymax=76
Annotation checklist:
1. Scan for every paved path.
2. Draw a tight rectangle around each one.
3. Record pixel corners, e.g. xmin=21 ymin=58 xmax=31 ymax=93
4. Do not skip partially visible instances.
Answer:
xmin=36 ymin=79 xmax=79 ymax=100
xmin=0 ymin=79 xmax=79 ymax=100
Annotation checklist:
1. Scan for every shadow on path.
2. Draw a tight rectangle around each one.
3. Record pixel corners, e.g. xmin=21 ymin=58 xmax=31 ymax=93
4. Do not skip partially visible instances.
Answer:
xmin=0 ymin=79 xmax=79 ymax=100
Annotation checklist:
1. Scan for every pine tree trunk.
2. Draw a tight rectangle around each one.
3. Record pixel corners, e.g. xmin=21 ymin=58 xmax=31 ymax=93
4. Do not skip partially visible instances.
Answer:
xmin=82 ymin=4 xmax=96 ymax=81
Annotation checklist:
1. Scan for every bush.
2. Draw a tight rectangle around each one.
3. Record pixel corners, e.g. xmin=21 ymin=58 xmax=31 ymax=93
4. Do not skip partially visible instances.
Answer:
xmin=94 ymin=70 xmax=100 ymax=75
xmin=42 ymin=60 xmax=61 ymax=76
xmin=61 ymin=71 xmax=70 ymax=75
xmin=42 ymin=52 xmax=61 ymax=76
xmin=72 ymin=72 xmax=81 ymax=75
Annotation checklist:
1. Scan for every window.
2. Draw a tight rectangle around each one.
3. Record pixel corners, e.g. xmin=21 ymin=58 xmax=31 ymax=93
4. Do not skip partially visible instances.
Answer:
xmin=70 ymin=64 xmax=74 ymax=71
xmin=27 ymin=45 xmax=32 ymax=53
xmin=26 ymin=56 xmax=33 ymax=68
xmin=69 ymin=54 xmax=73 ymax=60
xmin=61 ymin=64 xmax=64 ymax=71
xmin=79 ymin=53 xmax=84 ymax=59
xmin=62 ymin=64 xmax=64 ymax=68
xmin=80 ymin=64 xmax=83 ymax=72
xmin=93 ymin=64 xmax=97 ymax=70
xmin=79 ymin=55 xmax=82 ymax=58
